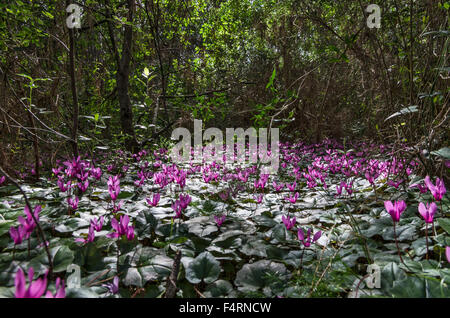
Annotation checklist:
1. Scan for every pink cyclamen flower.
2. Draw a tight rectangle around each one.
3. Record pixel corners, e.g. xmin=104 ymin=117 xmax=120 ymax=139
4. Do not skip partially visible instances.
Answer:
xmin=78 ymin=180 xmax=89 ymax=193
xmin=214 ymin=215 xmax=226 ymax=227
xmin=171 ymin=201 xmax=183 ymax=219
xmin=112 ymin=200 xmax=124 ymax=213
xmin=281 ymin=215 xmax=296 ymax=230
xmin=384 ymin=200 xmax=407 ymax=223
xmin=218 ymin=191 xmax=229 ymax=201
xmin=90 ymin=167 xmax=102 ymax=180
xmin=91 ymin=216 xmax=104 ymax=232
xmin=103 ymin=276 xmax=119 ymax=295
xmin=254 ymin=178 xmax=267 ymax=190
xmin=336 ymin=183 xmax=344 ymax=196
xmin=15 ymin=267 xmax=48 ymax=298
xmin=285 ymin=192 xmax=299 ymax=204
xmin=45 ymin=277 xmax=66 ymax=298
xmin=344 ymin=181 xmax=353 ymax=195
xmin=254 ymin=193 xmax=264 ymax=204
xmin=10 ymin=225 xmax=26 ymax=245
xmin=75 ymin=225 xmax=95 ymax=244
xmin=424 ymin=176 xmax=446 ymax=201
xmin=146 ymin=193 xmax=161 ymax=207
xmin=410 ymin=183 xmax=428 ymax=194
xmin=418 ymin=202 xmax=437 ymax=224
xmin=287 ymin=181 xmax=297 ymax=192
xmin=67 ymin=196 xmax=79 ymax=210
xmin=0 ymin=176 xmax=5 ymax=185
xmin=387 ymin=179 xmax=403 ymax=189
xmin=107 ymin=176 xmax=121 ymax=201
xmin=179 ymin=194 xmax=191 ymax=209
xmin=52 ymin=166 xmax=63 ymax=176
xmin=134 ymin=176 xmax=145 ymax=187
xmin=273 ymin=181 xmax=284 ymax=192
xmin=18 ymin=205 xmax=42 ymax=237
xmin=297 ymin=228 xmax=322 ymax=247
xmin=107 ymin=215 xmax=134 ymax=240
xmin=57 ymin=178 xmax=70 ymax=192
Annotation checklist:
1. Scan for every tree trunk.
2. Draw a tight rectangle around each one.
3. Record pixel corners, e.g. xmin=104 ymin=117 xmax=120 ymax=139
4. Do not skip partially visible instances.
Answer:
xmin=107 ymin=0 xmax=138 ymax=152
xmin=67 ymin=0 xmax=79 ymax=158
xmin=118 ymin=0 xmax=138 ymax=152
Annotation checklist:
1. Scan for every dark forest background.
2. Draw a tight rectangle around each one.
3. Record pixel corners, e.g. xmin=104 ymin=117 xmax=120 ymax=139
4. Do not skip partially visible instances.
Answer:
xmin=0 ymin=0 xmax=448 ymax=177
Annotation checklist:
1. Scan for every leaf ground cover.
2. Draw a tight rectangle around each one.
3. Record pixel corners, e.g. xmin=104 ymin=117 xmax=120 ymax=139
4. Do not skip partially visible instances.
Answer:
xmin=0 ymin=139 xmax=449 ymax=298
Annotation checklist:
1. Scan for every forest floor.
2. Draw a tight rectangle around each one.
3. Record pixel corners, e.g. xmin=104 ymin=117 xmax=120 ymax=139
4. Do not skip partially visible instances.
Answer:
xmin=0 ymin=139 xmax=449 ymax=298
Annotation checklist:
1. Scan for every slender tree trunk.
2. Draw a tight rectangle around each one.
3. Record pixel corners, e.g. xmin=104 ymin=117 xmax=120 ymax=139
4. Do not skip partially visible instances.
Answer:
xmin=67 ymin=0 xmax=79 ymax=158
xmin=145 ymin=0 xmax=169 ymax=125
xmin=106 ymin=0 xmax=138 ymax=152
xmin=116 ymin=0 xmax=138 ymax=152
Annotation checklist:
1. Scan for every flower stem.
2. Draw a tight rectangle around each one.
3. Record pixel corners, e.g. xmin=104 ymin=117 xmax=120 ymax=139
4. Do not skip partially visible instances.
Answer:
xmin=299 ymin=247 xmax=306 ymax=277
xmin=116 ymin=240 xmax=120 ymax=275
xmin=425 ymin=223 xmax=429 ymax=260
xmin=393 ymin=222 xmax=405 ymax=265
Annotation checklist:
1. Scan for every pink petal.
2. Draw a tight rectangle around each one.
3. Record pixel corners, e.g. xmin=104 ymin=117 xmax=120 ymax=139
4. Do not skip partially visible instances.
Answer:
xmin=15 ymin=268 xmax=26 ymax=298
xmin=384 ymin=200 xmax=394 ymax=213
xmin=418 ymin=202 xmax=427 ymax=219
xmin=446 ymin=246 xmax=450 ymax=263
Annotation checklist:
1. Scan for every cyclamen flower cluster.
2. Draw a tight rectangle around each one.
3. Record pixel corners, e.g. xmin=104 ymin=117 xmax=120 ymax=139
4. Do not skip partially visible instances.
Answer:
xmin=413 ymin=176 xmax=446 ymax=224
xmin=214 ymin=214 xmax=226 ymax=227
xmin=336 ymin=181 xmax=353 ymax=196
xmin=387 ymin=179 xmax=403 ymax=189
xmin=410 ymin=182 xmax=428 ymax=194
xmin=298 ymin=228 xmax=322 ymax=247
xmin=135 ymin=164 xmax=153 ymax=187
xmin=8 ymin=141 xmax=448 ymax=299
xmin=280 ymin=215 xmax=321 ymax=247
xmin=54 ymin=156 xmax=101 ymax=194
xmin=286 ymin=181 xmax=296 ymax=192
xmin=383 ymin=199 xmax=438 ymax=229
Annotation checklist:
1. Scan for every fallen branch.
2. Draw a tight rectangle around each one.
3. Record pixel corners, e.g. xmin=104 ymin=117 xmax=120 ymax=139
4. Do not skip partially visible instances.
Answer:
xmin=164 ymin=250 xmax=182 ymax=298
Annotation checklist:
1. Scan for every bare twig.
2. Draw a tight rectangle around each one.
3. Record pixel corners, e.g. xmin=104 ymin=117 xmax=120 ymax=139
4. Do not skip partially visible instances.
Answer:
xmin=164 ymin=250 xmax=182 ymax=298
xmin=0 ymin=165 xmax=53 ymax=276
